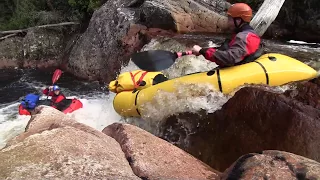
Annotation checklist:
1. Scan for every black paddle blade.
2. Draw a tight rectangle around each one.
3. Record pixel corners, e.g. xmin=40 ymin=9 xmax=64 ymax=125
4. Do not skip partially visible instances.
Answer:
xmin=131 ymin=50 xmax=177 ymax=71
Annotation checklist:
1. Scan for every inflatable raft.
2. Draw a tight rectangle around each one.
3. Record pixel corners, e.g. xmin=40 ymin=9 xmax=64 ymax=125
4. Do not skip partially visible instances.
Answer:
xmin=19 ymin=98 xmax=83 ymax=115
xmin=113 ymin=53 xmax=318 ymax=117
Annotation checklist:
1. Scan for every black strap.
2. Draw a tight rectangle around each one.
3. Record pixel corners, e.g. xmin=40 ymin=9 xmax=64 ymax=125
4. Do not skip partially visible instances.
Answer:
xmin=134 ymin=90 xmax=141 ymax=115
xmin=254 ymin=61 xmax=269 ymax=85
xmin=217 ymin=69 xmax=223 ymax=92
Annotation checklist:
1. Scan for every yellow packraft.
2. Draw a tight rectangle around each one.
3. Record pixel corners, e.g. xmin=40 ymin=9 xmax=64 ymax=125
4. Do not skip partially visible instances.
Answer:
xmin=109 ymin=70 xmax=168 ymax=93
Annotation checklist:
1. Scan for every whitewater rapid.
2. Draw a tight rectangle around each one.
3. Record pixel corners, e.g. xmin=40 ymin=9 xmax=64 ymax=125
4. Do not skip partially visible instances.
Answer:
xmin=0 ymin=37 xmax=318 ymax=149
xmin=0 ymin=92 xmax=123 ymax=149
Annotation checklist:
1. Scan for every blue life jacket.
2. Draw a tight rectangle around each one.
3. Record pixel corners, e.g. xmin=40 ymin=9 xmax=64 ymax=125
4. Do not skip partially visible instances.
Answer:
xmin=21 ymin=94 xmax=40 ymax=110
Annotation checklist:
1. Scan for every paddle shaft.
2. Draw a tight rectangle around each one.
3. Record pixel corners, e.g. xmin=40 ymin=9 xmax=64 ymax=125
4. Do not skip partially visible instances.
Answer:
xmin=175 ymin=50 xmax=195 ymax=58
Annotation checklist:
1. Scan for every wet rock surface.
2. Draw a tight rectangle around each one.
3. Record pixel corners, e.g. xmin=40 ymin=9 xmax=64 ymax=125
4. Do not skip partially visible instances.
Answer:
xmin=103 ymin=123 xmax=221 ymax=180
xmin=284 ymin=80 xmax=320 ymax=109
xmin=221 ymin=150 xmax=320 ymax=179
xmin=160 ymin=82 xmax=320 ymax=171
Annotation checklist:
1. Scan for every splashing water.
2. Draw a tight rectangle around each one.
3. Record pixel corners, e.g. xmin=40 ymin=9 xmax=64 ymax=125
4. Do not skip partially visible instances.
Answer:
xmin=0 ymin=103 xmax=30 ymax=148
xmin=0 ymin=70 xmax=122 ymax=149
xmin=1 ymin=35 xmax=317 ymax=149
xmin=140 ymin=82 xmax=230 ymax=121
xmin=118 ymin=37 xmax=310 ymax=134
xmin=0 ymin=93 xmax=122 ymax=149
xmin=118 ymin=38 xmax=233 ymax=133
xmin=66 ymin=93 xmax=121 ymax=131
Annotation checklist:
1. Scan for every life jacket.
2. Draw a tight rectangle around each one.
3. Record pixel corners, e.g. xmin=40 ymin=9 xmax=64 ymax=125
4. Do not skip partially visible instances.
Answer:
xmin=236 ymin=42 xmax=265 ymax=65
xmin=216 ymin=26 xmax=265 ymax=66
xmin=21 ymin=93 xmax=40 ymax=110
xmin=109 ymin=70 xmax=168 ymax=93
xmin=51 ymin=93 xmax=66 ymax=104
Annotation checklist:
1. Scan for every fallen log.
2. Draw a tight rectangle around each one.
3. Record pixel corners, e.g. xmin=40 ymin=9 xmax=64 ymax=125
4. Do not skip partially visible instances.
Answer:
xmin=0 ymin=22 xmax=79 ymax=36
xmin=250 ymin=0 xmax=286 ymax=36
xmin=0 ymin=33 xmax=18 ymax=41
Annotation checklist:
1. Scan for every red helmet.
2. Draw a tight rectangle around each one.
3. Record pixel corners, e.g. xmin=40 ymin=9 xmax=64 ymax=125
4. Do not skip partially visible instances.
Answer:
xmin=227 ymin=3 xmax=252 ymax=22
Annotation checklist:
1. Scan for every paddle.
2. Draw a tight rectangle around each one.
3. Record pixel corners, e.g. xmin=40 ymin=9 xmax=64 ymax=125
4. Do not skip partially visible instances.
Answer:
xmin=46 ymin=69 xmax=62 ymax=100
xmin=131 ymin=50 xmax=195 ymax=71
xmin=52 ymin=69 xmax=62 ymax=84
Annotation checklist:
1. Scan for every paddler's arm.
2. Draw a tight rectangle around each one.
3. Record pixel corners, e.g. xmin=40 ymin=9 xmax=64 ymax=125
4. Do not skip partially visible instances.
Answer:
xmin=193 ymin=45 xmax=222 ymax=65
xmin=193 ymin=37 xmax=247 ymax=67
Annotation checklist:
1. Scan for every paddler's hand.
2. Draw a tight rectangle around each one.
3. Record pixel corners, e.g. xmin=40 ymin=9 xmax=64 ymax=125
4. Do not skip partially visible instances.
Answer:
xmin=49 ymin=86 xmax=54 ymax=91
xmin=192 ymin=45 xmax=202 ymax=56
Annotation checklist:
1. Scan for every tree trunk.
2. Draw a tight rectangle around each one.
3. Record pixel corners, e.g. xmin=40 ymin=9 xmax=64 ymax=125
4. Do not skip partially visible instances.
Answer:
xmin=250 ymin=0 xmax=286 ymax=36
xmin=0 ymin=22 xmax=79 ymax=41
xmin=0 ymin=22 xmax=79 ymax=35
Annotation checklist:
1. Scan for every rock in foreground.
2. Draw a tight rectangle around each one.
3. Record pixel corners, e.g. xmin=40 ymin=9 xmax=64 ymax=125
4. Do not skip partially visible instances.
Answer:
xmin=0 ymin=106 xmax=139 ymax=179
xmin=161 ymin=84 xmax=320 ymax=171
xmin=103 ymin=123 xmax=221 ymax=180
xmin=222 ymin=150 xmax=320 ymax=179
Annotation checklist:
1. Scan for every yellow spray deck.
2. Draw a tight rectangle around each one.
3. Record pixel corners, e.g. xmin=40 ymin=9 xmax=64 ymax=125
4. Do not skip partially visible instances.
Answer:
xmin=113 ymin=53 xmax=318 ymax=117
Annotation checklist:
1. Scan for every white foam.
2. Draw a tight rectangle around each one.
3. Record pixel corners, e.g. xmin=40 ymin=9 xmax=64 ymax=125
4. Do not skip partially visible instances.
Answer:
xmin=0 ymin=103 xmax=30 ymax=149
xmin=117 ymin=38 xmax=231 ymax=132
xmin=162 ymin=55 xmax=218 ymax=79
xmin=2 ymin=36 xmax=307 ymax=149
xmin=288 ymin=40 xmax=317 ymax=45
xmin=0 ymin=93 xmax=122 ymax=149
xmin=140 ymin=82 xmax=230 ymax=121
xmin=67 ymin=93 xmax=121 ymax=131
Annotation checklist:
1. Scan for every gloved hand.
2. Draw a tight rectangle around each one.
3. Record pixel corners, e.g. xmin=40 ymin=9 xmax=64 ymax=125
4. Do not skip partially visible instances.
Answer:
xmin=192 ymin=45 xmax=202 ymax=56
xmin=49 ymin=86 xmax=54 ymax=91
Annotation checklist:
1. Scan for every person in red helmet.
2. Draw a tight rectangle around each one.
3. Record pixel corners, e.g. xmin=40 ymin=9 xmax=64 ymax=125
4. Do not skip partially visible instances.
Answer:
xmin=43 ymin=85 xmax=67 ymax=110
xmin=192 ymin=3 xmax=263 ymax=67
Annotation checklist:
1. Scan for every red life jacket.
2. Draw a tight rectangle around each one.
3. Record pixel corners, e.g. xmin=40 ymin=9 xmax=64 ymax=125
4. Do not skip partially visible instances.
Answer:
xmin=201 ymin=24 xmax=263 ymax=67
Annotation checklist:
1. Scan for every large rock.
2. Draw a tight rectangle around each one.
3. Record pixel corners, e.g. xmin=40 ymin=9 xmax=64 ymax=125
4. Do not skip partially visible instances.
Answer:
xmin=228 ymin=0 xmax=320 ymax=42
xmin=271 ymin=0 xmax=320 ymax=43
xmin=221 ymin=150 xmax=320 ymax=179
xmin=66 ymin=0 xmax=230 ymax=82
xmin=284 ymin=80 xmax=320 ymax=109
xmin=140 ymin=0 xmax=229 ymax=33
xmin=66 ymin=0 xmax=139 ymax=82
xmin=0 ymin=37 xmax=23 ymax=68
xmin=103 ymin=123 xmax=221 ymax=180
xmin=21 ymin=28 xmax=64 ymax=68
xmin=160 ymin=83 xmax=320 ymax=171
xmin=0 ymin=27 xmax=75 ymax=69
xmin=1 ymin=106 xmax=140 ymax=179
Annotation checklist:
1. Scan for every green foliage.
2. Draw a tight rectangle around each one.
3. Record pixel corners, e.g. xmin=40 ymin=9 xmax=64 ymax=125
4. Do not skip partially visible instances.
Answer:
xmin=66 ymin=0 xmax=101 ymax=21
xmin=0 ymin=0 xmax=47 ymax=30
xmin=0 ymin=0 xmax=102 ymax=31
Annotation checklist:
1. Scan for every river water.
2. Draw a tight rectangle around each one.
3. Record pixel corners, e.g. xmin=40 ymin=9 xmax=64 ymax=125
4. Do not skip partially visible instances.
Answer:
xmin=0 ymin=69 xmax=122 ymax=148
xmin=0 ymin=36 xmax=319 ymax=149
